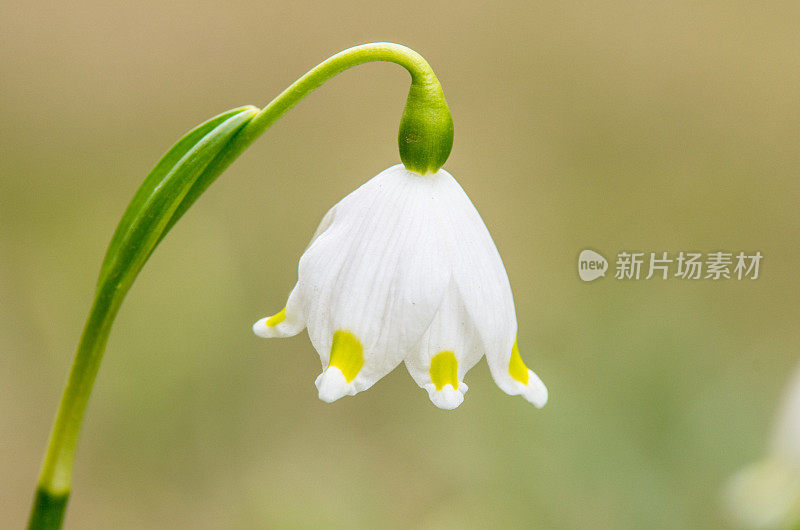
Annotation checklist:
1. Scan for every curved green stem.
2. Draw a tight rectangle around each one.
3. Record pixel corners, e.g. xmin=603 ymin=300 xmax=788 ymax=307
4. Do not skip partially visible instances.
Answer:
xmin=248 ymin=43 xmax=453 ymax=175
xmin=28 ymin=43 xmax=452 ymax=529
xmin=166 ymin=42 xmax=452 ymax=230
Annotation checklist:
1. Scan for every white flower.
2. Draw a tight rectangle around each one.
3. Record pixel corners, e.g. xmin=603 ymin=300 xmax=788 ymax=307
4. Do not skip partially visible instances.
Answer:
xmin=725 ymin=364 xmax=800 ymax=528
xmin=252 ymin=164 xmax=547 ymax=410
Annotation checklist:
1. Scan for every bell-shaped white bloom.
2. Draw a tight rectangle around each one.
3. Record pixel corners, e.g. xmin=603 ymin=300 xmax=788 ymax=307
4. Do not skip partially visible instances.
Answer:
xmin=253 ymin=164 xmax=547 ymax=410
xmin=725 ymin=364 xmax=800 ymax=528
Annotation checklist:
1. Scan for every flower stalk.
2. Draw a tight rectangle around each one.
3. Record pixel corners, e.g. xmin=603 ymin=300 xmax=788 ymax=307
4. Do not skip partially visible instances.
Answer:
xmin=28 ymin=42 xmax=452 ymax=529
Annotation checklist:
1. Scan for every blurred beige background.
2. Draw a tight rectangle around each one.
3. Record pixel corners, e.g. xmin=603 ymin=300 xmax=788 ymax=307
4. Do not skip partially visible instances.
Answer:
xmin=2 ymin=1 xmax=799 ymax=528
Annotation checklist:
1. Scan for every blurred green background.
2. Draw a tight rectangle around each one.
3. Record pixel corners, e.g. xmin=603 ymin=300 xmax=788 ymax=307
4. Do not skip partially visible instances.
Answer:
xmin=2 ymin=1 xmax=799 ymax=528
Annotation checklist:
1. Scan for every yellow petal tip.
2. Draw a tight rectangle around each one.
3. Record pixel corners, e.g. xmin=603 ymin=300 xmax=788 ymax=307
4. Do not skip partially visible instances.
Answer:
xmin=265 ymin=307 xmax=287 ymax=327
xmin=329 ymin=330 xmax=364 ymax=382
xmin=509 ymin=340 xmax=530 ymax=385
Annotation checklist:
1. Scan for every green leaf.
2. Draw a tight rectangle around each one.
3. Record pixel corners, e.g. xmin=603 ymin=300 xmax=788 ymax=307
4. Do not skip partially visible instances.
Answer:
xmin=156 ymin=130 xmax=244 ymax=247
xmin=97 ymin=106 xmax=257 ymax=292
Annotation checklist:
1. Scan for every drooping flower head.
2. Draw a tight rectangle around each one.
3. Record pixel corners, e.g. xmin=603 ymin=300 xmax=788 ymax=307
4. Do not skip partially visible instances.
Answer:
xmin=253 ymin=164 xmax=547 ymax=410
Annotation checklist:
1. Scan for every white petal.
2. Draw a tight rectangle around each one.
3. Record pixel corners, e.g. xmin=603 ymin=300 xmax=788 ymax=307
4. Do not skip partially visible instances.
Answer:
xmin=772 ymin=364 xmax=800 ymax=464
xmin=314 ymin=366 xmax=356 ymax=403
xmin=513 ymin=363 xmax=549 ymax=408
xmin=725 ymin=365 xmax=800 ymax=528
xmin=424 ymin=381 xmax=468 ymax=410
xmin=433 ymin=169 xmax=547 ymax=406
xmin=307 ymin=205 xmax=337 ymax=249
xmin=487 ymin=338 xmax=548 ymax=409
xmin=298 ymin=165 xmax=451 ymax=401
xmin=252 ymin=282 xmax=306 ymax=338
xmin=404 ymin=280 xmax=481 ymax=410
xmin=251 ymin=205 xmax=337 ymax=340
xmin=725 ymin=457 xmax=800 ymax=529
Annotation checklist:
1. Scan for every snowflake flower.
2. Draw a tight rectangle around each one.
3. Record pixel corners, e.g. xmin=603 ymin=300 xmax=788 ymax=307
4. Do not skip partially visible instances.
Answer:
xmin=253 ymin=164 xmax=547 ymax=410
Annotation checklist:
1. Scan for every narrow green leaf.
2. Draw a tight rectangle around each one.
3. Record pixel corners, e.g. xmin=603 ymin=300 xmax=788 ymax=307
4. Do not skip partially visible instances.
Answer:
xmin=98 ymin=107 xmax=257 ymax=292
xmin=156 ymin=139 xmax=240 ymax=247
xmin=97 ymin=106 xmax=258 ymax=287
